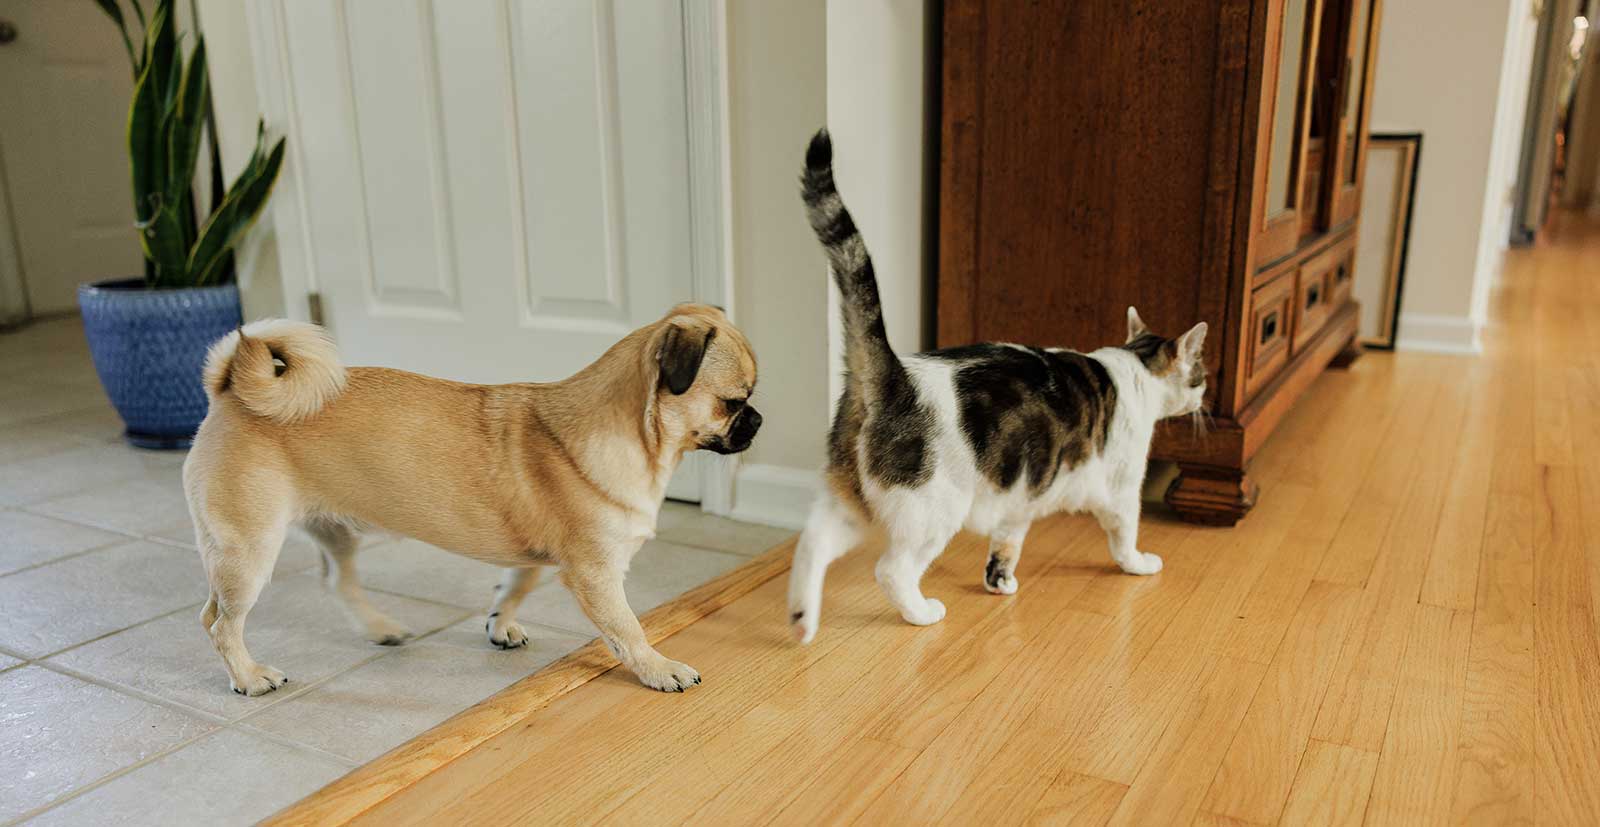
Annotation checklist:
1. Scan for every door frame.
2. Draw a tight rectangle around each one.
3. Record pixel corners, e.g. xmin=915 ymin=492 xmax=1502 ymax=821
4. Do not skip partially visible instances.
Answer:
xmin=244 ymin=0 xmax=737 ymax=514
xmin=0 ymin=145 xmax=29 ymax=326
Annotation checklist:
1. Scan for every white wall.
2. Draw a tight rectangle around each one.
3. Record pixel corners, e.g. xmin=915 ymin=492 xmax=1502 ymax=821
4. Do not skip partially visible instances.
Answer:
xmin=195 ymin=0 xmax=285 ymax=321
xmin=722 ymin=1 xmax=831 ymax=527
xmin=824 ymin=0 xmax=938 ymax=403
xmin=1370 ymin=0 xmax=1535 ymax=353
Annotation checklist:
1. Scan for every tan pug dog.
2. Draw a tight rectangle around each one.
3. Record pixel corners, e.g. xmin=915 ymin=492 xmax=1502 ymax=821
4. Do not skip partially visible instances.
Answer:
xmin=183 ymin=304 xmax=759 ymax=695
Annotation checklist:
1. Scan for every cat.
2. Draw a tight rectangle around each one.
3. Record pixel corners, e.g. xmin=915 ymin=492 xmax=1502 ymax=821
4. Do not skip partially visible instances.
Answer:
xmin=787 ymin=129 xmax=1208 ymax=644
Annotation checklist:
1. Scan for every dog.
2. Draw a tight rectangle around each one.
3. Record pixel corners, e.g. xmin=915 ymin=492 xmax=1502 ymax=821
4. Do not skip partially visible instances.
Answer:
xmin=183 ymin=303 xmax=759 ymax=695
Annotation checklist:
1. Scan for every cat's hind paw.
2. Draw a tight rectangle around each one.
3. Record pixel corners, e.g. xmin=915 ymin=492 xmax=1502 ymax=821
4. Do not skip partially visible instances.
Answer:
xmin=1117 ymin=551 xmax=1163 ymax=576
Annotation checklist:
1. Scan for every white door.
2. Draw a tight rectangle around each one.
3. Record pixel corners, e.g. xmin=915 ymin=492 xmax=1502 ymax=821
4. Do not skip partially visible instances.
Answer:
xmin=0 ymin=1 xmax=145 ymax=317
xmin=258 ymin=0 xmax=713 ymax=500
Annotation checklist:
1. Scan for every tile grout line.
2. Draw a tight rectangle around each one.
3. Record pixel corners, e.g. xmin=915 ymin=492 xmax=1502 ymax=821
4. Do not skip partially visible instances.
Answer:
xmin=1 ymin=728 xmax=226 ymax=827
xmin=21 ymin=600 xmax=203 ymax=665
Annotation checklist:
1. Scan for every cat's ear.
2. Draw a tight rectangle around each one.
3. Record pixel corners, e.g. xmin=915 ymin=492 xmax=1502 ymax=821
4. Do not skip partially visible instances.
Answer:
xmin=1126 ymin=306 xmax=1149 ymax=342
xmin=1177 ymin=321 xmax=1208 ymax=361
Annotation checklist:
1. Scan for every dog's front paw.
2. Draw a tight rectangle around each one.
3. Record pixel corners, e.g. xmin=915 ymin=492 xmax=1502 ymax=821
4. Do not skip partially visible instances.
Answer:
xmin=634 ymin=657 xmax=701 ymax=693
xmin=1117 ymin=551 xmax=1163 ymax=576
xmin=900 ymin=598 xmax=947 ymax=626
xmin=231 ymin=664 xmax=287 ymax=697
xmin=487 ymin=616 xmax=529 ymax=650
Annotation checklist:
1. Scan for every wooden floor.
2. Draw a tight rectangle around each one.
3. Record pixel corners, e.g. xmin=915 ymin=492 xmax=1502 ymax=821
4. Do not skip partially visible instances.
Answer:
xmin=278 ymin=213 xmax=1600 ymax=826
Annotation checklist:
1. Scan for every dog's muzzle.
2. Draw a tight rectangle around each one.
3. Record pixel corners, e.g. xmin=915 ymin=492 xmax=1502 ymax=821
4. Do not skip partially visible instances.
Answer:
xmin=702 ymin=406 xmax=762 ymax=455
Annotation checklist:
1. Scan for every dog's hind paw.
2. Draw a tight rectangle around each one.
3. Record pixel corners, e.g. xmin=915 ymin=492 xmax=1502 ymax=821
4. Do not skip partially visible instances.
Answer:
xmin=230 ymin=664 xmax=287 ymax=697
xmin=487 ymin=617 xmax=529 ymax=650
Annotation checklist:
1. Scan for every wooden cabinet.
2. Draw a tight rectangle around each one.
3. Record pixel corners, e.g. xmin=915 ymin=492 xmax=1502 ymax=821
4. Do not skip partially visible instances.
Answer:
xmin=938 ymin=0 xmax=1382 ymax=525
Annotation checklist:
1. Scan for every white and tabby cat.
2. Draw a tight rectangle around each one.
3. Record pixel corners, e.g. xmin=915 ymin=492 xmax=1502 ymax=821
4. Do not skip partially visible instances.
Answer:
xmin=788 ymin=129 xmax=1208 ymax=643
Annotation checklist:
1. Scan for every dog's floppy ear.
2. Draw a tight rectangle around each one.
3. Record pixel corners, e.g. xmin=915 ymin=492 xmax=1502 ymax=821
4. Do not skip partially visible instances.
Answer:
xmin=657 ymin=323 xmax=716 ymax=395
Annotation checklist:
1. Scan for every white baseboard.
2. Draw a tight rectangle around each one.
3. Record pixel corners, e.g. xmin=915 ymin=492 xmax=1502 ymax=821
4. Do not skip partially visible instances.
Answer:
xmin=725 ymin=463 xmax=817 ymax=530
xmin=1395 ymin=313 xmax=1483 ymax=355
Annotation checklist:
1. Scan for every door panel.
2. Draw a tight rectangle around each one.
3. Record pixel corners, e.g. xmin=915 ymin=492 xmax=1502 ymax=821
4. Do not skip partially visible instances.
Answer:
xmin=278 ymin=0 xmax=692 ymax=380
xmin=0 ymin=1 xmax=144 ymax=315
xmin=274 ymin=0 xmax=701 ymax=497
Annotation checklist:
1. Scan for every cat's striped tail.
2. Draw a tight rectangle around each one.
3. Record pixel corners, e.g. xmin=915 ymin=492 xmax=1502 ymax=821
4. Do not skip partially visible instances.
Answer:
xmin=800 ymin=129 xmax=903 ymax=400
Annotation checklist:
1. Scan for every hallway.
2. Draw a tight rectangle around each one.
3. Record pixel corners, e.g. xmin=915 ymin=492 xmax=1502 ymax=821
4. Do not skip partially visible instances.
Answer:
xmin=277 ymin=212 xmax=1600 ymax=826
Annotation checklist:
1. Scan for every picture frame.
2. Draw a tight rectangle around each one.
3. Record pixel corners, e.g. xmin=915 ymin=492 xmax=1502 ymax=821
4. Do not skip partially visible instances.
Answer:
xmin=1354 ymin=132 xmax=1422 ymax=349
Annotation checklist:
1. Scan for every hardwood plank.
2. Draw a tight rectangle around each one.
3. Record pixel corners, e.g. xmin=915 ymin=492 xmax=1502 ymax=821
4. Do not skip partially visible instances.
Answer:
xmin=1532 ymin=465 xmax=1600 ymax=823
xmin=1058 ymin=482 xmax=1314 ymax=786
xmin=1027 ymin=773 xmax=1128 ymax=827
xmin=848 ymin=607 xmax=1122 ymax=825
xmin=926 ymin=482 xmax=1312 ymax=827
xmin=854 ymin=519 xmax=1223 ymax=826
xmin=1212 ymin=359 xmax=1413 ymax=663
xmin=764 ymin=737 xmax=919 ymax=827
xmin=1417 ymin=359 xmax=1492 ymax=611
xmin=1364 ymin=605 xmax=1473 ymax=825
xmin=1311 ymin=370 xmax=1469 ymax=752
xmin=352 ymin=547 xmax=893 ymax=827
xmin=265 ymin=540 xmax=797 ymax=827
xmin=1448 ymin=306 xmax=1537 ymax=826
xmin=612 ymin=519 xmax=1103 ymax=825
xmin=1190 ymin=813 xmax=1264 ymax=827
xmin=1278 ymin=739 xmax=1379 ymax=827
xmin=1200 ymin=581 xmax=1362 ymax=824
xmin=1311 ymin=368 xmax=1443 ymax=587
xmin=1103 ymin=656 xmax=1268 ymax=827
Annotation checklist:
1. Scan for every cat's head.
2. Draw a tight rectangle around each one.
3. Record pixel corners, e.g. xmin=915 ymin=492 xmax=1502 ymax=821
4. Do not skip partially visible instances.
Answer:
xmin=1123 ymin=307 xmax=1208 ymax=418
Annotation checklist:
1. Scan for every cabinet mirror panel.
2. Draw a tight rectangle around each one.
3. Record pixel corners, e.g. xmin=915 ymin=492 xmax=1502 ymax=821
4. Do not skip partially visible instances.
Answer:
xmin=1267 ymin=0 xmax=1313 ymax=218
xmin=1344 ymin=0 xmax=1373 ymax=184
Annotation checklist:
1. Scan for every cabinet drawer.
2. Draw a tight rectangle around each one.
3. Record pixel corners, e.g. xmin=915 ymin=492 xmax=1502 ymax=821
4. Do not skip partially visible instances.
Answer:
xmin=1293 ymin=238 xmax=1352 ymax=352
xmin=1245 ymin=272 xmax=1295 ymax=397
xmin=1326 ymin=246 xmax=1355 ymax=308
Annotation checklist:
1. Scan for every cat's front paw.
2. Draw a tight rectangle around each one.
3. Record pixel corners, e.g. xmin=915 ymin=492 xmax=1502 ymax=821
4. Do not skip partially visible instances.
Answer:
xmin=899 ymin=598 xmax=946 ymax=626
xmin=1117 ymin=551 xmax=1163 ymax=576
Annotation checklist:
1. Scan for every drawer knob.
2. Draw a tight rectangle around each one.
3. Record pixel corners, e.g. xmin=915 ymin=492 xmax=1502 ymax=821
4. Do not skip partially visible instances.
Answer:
xmin=1261 ymin=312 xmax=1278 ymax=344
xmin=1306 ymin=283 xmax=1321 ymax=309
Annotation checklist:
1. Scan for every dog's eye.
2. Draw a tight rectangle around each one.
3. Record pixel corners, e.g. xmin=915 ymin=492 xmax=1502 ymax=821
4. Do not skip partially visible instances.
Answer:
xmin=723 ymin=398 xmax=746 ymax=416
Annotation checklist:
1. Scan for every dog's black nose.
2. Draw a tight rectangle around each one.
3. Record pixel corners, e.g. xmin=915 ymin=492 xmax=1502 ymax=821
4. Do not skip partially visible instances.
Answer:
xmin=745 ymin=408 xmax=762 ymax=433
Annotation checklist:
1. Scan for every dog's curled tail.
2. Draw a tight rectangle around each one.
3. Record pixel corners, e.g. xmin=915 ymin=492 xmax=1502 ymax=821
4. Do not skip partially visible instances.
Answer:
xmin=202 ymin=319 xmax=346 ymax=424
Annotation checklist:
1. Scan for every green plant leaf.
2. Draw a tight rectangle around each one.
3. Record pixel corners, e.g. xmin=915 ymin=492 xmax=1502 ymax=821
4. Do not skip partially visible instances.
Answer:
xmin=145 ymin=1 xmax=176 ymax=108
xmin=94 ymin=0 xmax=125 ymax=27
xmin=188 ymin=137 xmax=286 ymax=285
xmin=140 ymin=204 xmax=189 ymax=284
xmin=166 ymin=38 xmax=208 ymax=214
xmin=93 ymin=0 xmax=141 ymax=71
xmin=126 ymin=51 xmax=163 ymax=226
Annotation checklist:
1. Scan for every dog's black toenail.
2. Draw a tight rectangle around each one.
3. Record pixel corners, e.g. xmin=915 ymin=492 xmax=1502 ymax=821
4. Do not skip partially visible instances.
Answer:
xmin=489 ymin=611 xmax=499 ymax=618
xmin=791 ymin=611 xmax=803 ymax=622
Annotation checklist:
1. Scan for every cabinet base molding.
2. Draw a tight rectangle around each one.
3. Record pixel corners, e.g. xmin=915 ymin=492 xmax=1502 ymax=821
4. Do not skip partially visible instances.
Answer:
xmin=1165 ymin=464 xmax=1259 ymax=527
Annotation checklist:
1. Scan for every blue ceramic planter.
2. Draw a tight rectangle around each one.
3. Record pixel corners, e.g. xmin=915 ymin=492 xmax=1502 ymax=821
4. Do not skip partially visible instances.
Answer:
xmin=78 ymin=279 xmax=242 ymax=449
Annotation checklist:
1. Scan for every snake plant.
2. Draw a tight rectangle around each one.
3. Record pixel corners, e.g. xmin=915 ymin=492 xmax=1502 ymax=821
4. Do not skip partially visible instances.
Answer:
xmin=97 ymin=0 xmax=285 ymax=288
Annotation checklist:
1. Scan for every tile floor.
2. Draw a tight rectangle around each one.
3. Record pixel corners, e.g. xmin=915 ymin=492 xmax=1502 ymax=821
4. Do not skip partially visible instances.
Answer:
xmin=0 ymin=316 xmax=795 ymax=826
